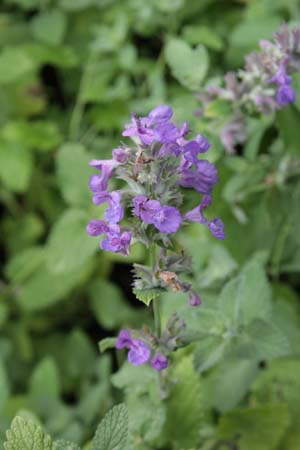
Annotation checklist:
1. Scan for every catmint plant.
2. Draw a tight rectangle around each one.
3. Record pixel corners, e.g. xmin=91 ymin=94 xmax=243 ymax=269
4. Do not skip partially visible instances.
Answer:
xmin=197 ymin=24 xmax=300 ymax=153
xmin=87 ymin=105 xmax=224 ymax=376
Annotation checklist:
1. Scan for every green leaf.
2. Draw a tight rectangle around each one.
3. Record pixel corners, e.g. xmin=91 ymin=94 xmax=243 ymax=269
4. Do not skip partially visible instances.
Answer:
xmin=0 ymin=362 xmax=9 ymax=413
xmin=56 ymin=144 xmax=92 ymax=207
xmin=46 ymin=209 xmax=96 ymax=273
xmin=165 ymin=38 xmax=209 ymax=90
xmin=4 ymin=416 xmax=53 ymax=450
xmin=0 ymin=47 xmax=35 ymax=85
xmin=132 ymin=287 xmax=163 ymax=306
xmin=91 ymin=404 xmax=128 ymax=450
xmin=29 ymin=357 xmax=60 ymax=417
xmin=182 ymin=25 xmax=223 ymax=51
xmin=0 ymin=141 xmax=33 ymax=192
xmin=163 ymin=356 xmax=203 ymax=449
xmin=218 ymin=404 xmax=290 ymax=450
xmin=30 ymin=9 xmax=67 ymax=46
xmin=89 ymin=279 xmax=131 ymax=329
xmin=276 ymin=106 xmax=300 ymax=155
xmin=5 ymin=247 xmax=46 ymax=283
xmin=53 ymin=440 xmax=80 ymax=450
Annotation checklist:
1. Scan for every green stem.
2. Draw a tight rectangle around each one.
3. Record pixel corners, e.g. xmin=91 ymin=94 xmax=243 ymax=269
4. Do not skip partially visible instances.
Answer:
xmin=149 ymin=243 xmax=161 ymax=338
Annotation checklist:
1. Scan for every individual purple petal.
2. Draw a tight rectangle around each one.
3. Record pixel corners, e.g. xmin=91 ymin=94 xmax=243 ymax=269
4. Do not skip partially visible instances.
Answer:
xmin=208 ymin=218 xmax=225 ymax=240
xmin=89 ymin=174 xmax=103 ymax=192
xmin=188 ymin=292 xmax=202 ymax=306
xmin=122 ymin=113 xmax=154 ymax=145
xmin=184 ymin=195 xmax=212 ymax=223
xmin=116 ymin=329 xmax=133 ymax=349
xmin=158 ymin=142 xmax=182 ymax=157
xmin=195 ymin=134 xmax=211 ymax=152
xmin=133 ymin=195 xmax=148 ymax=217
xmin=112 ymin=147 xmax=128 ymax=164
xmin=148 ymin=105 xmax=173 ymax=125
xmin=86 ymin=219 xmax=109 ymax=236
xmin=152 ymin=205 xmax=181 ymax=233
xmin=151 ymin=353 xmax=168 ymax=371
xmin=153 ymin=122 xmax=180 ymax=144
xmin=105 ymin=191 xmax=124 ymax=224
xmin=276 ymin=84 xmax=296 ymax=105
xmin=140 ymin=199 xmax=161 ymax=224
xmin=127 ymin=339 xmax=151 ymax=365
xmin=92 ymin=191 xmax=110 ymax=206
xmin=101 ymin=226 xmax=132 ymax=255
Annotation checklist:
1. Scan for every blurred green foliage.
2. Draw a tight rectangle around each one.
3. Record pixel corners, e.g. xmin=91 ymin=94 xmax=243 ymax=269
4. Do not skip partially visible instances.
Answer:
xmin=1 ymin=0 xmax=300 ymax=449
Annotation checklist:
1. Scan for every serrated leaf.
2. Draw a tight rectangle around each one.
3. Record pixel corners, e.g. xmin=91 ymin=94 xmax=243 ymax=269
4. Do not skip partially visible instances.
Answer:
xmin=165 ymin=38 xmax=209 ymax=90
xmin=4 ymin=416 xmax=53 ymax=450
xmin=163 ymin=356 xmax=203 ymax=449
xmin=132 ymin=287 xmax=163 ymax=306
xmin=91 ymin=404 xmax=128 ymax=450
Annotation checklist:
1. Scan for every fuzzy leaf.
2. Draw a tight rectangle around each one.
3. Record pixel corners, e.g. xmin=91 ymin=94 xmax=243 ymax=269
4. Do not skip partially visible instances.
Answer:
xmin=91 ymin=404 xmax=128 ymax=450
xmin=4 ymin=416 xmax=53 ymax=450
xmin=53 ymin=440 xmax=80 ymax=450
xmin=132 ymin=287 xmax=163 ymax=306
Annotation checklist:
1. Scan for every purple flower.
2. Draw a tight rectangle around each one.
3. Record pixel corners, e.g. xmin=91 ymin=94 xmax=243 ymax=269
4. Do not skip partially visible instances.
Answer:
xmin=128 ymin=339 xmax=151 ymax=365
xmin=122 ymin=114 xmax=154 ymax=145
xmin=153 ymin=122 xmax=180 ymax=144
xmin=184 ymin=195 xmax=211 ymax=223
xmin=101 ymin=225 xmax=132 ymax=255
xmin=188 ymin=292 xmax=202 ymax=306
xmin=134 ymin=196 xmax=181 ymax=233
xmin=89 ymin=160 xmax=116 ymax=192
xmin=208 ymin=218 xmax=225 ymax=240
xmin=112 ymin=147 xmax=128 ymax=164
xmin=148 ymin=105 xmax=173 ymax=125
xmin=276 ymin=84 xmax=296 ymax=105
xmin=269 ymin=64 xmax=292 ymax=85
xmin=104 ymin=191 xmax=124 ymax=224
xmin=183 ymin=135 xmax=210 ymax=162
xmin=116 ymin=329 xmax=133 ymax=349
xmin=151 ymin=353 xmax=168 ymax=371
xmin=179 ymin=160 xmax=218 ymax=194
xmin=86 ymin=219 xmax=109 ymax=237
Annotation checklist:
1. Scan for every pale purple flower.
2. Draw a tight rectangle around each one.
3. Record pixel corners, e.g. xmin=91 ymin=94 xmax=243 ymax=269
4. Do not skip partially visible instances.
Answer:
xmin=153 ymin=122 xmax=180 ymax=144
xmin=179 ymin=160 xmax=218 ymax=194
xmin=148 ymin=105 xmax=173 ymax=125
xmin=89 ymin=160 xmax=116 ymax=192
xmin=112 ymin=147 xmax=128 ymax=164
xmin=151 ymin=353 xmax=168 ymax=371
xmin=208 ymin=218 xmax=225 ymax=240
xmin=134 ymin=196 xmax=181 ymax=233
xmin=104 ymin=191 xmax=124 ymax=224
xmin=116 ymin=329 xmax=133 ymax=349
xmin=86 ymin=219 xmax=109 ymax=237
xmin=101 ymin=225 xmax=132 ymax=255
xmin=276 ymin=84 xmax=296 ymax=104
xmin=184 ymin=195 xmax=211 ymax=223
xmin=128 ymin=339 xmax=151 ymax=365
xmin=122 ymin=113 xmax=154 ymax=145
xmin=188 ymin=292 xmax=202 ymax=306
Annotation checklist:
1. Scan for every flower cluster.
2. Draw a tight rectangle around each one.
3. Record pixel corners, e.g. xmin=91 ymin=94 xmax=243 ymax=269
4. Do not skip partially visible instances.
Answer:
xmin=86 ymin=105 xmax=224 ymax=371
xmin=198 ymin=24 xmax=300 ymax=153
xmin=87 ymin=104 xmax=224 ymax=253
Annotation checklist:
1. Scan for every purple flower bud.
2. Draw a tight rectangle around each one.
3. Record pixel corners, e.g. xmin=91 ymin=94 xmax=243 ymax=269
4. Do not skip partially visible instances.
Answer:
xmin=188 ymin=292 xmax=202 ymax=306
xmin=208 ymin=218 xmax=225 ymax=240
xmin=116 ymin=329 xmax=133 ymax=349
xmin=86 ymin=219 xmax=109 ymax=236
xmin=148 ymin=105 xmax=173 ymax=125
xmin=276 ymin=84 xmax=296 ymax=105
xmin=128 ymin=339 xmax=151 ymax=365
xmin=151 ymin=353 xmax=168 ymax=371
xmin=112 ymin=147 xmax=128 ymax=164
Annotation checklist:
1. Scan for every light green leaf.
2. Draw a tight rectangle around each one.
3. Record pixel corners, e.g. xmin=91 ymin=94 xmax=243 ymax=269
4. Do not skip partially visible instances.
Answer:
xmin=132 ymin=287 xmax=163 ymax=306
xmin=165 ymin=38 xmax=209 ymax=90
xmin=5 ymin=247 xmax=46 ymax=283
xmin=0 ymin=362 xmax=9 ymax=413
xmin=31 ymin=9 xmax=67 ymax=46
xmin=29 ymin=357 xmax=60 ymax=417
xmin=163 ymin=356 xmax=203 ymax=449
xmin=0 ymin=47 xmax=35 ymax=85
xmin=91 ymin=404 xmax=128 ymax=450
xmin=46 ymin=209 xmax=96 ymax=273
xmin=276 ymin=106 xmax=300 ymax=155
xmin=218 ymin=404 xmax=290 ymax=450
xmin=53 ymin=440 xmax=80 ymax=450
xmin=0 ymin=141 xmax=33 ymax=192
xmin=89 ymin=279 xmax=131 ymax=329
xmin=4 ymin=416 xmax=53 ymax=450
xmin=56 ymin=144 xmax=92 ymax=207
